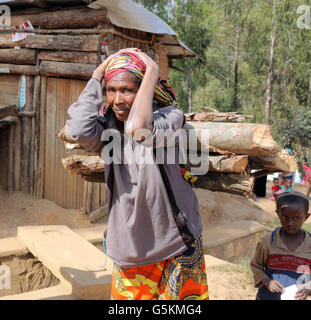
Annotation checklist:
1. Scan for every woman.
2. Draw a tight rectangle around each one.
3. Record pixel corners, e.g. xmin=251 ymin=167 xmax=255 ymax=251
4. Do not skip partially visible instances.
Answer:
xmin=66 ymin=48 xmax=208 ymax=300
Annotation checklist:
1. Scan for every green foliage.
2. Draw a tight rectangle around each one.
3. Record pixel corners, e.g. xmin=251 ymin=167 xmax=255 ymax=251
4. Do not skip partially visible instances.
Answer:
xmin=134 ymin=0 xmax=311 ymax=160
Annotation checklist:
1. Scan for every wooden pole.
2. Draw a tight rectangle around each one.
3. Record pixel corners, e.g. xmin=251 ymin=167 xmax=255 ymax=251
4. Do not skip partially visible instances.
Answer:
xmin=8 ymin=124 xmax=14 ymax=195
xmin=33 ymin=75 xmax=41 ymax=197
xmin=13 ymin=118 xmax=21 ymax=191
xmin=86 ymin=182 xmax=93 ymax=214
xmin=35 ymin=76 xmax=46 ymax=198
xmin=20 ymin=76 xmax=34 ymax=194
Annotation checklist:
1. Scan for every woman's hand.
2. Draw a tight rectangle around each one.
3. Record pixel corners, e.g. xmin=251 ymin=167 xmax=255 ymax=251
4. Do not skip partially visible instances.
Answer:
xmin=92 ymin=48 xmax=142 ymax=82
xmin=133 ymin=51 xmax=159 ymax=75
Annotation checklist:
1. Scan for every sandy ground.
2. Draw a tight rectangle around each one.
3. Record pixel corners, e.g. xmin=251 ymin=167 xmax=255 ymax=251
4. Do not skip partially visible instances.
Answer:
xmin=1 ymin=182 xmax=310 ymax=300
xmin=0 ymin=187 xmax=93 ymax=239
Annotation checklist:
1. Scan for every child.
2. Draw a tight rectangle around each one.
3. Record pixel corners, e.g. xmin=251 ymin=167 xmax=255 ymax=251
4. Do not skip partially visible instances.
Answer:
xmin=250 ymin=191 xmax=311 ymax=300
xmin=280 ymin=178 xmax=293 ymax=192
xmin=302 ymin=162 xmax=311 ymax=198
xmin=271 ymin=178 xmax=282 ymax=201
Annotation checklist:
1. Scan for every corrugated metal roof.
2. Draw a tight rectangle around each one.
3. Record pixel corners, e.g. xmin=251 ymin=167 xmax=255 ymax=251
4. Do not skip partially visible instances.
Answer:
xmin=88 ymin=0 xmax=196 ymax=58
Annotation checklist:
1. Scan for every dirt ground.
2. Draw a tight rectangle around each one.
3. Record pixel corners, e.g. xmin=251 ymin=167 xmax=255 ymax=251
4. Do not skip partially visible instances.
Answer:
xmin=0 ymin=187 xmax=93 ymax=239
xmin=0 ymin=182 xmax=310 ymax=300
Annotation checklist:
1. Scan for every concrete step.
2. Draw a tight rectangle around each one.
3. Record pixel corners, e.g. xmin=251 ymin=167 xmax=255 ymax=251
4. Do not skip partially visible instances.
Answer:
xmin=203 ymin=220 xmax=272 ymax=263
xmin=0 ymin=283 xmax=75 ymax=300
xmin=17 ymin=225 xmax=113 ymax=300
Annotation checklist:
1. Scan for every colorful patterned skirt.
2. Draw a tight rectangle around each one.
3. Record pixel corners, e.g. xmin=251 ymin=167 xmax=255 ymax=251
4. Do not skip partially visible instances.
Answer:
xmin=111 ymin=235 xmax=209 ymax=300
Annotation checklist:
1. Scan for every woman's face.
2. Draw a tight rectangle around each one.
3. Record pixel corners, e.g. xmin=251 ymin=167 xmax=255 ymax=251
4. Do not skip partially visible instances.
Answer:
xmin=106 ymin=72 xmax=140 ymax=122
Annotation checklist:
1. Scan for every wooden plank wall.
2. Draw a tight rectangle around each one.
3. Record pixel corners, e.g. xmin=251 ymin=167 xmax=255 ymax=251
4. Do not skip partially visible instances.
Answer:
xmin=43 ymin=77 xmax=105 ymax=212
xmin=0 ymin=75 xmax=20 ymax=106
xmin=0 ymin=75 xmax=20 ymax=191
xmin=0 ymin=126 xmax=9 ymax=189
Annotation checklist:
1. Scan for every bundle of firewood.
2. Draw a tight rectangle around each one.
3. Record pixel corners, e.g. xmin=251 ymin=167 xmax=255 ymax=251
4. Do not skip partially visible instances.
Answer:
xmin=58 ymin=110 xmax=297 ymax=198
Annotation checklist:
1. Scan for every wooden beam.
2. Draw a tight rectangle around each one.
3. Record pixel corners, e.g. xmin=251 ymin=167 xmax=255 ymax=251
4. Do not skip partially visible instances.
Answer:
xmin=0 ymin=49 xmax=36 ymax=65
xmin=82 ymin=173 xmax=105 ymax=183
xmin=184 ymin=121 xmax=281 ymax=157
xmin=25 ymin=34 xmax=100 ymax=52
xmin=25 ymin=0 xmax=49 ymax=9
xmin=62 ymin=155 xmax=105 ymax=175
xmin=39 ymin=61 xmax=96 ymax=80
xmin=25 ymin=8 xmax=109 ymax=29
xmin=0 ymin=116 xmax=17 ymax=128
xmin=0 ymin=34 xmax=25 ymax=49
xmin=193 ymin=172 xmax=254 ymax=197
xmin=0 ymin=104 xmax=18 ymax=119
xmin=206 ymin=154 xmax=248 ymax=173
xmin=249 ymin=150 xmax=297 ymax=173
xmin=38 ymin=51 xmax=99 ymax=65
xmin=0 ymin=63 xmax=38 ymax=75
xmin=16 ymin=111 xmax=36 ymax=117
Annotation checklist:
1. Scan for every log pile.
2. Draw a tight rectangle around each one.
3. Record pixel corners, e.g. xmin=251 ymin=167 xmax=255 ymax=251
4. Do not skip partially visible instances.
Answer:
xmin=58 ymin=113 xmax=297 ymax=197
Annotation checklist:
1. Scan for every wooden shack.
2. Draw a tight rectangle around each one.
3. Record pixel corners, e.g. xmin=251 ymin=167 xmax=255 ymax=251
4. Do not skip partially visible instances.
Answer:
xmin=0 ymin=0 xmax=195 ymax=214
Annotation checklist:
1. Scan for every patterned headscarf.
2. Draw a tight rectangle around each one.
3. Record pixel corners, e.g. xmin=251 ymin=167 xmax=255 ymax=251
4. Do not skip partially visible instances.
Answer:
xmin=104 ymin=51 xmax=177 ymax=107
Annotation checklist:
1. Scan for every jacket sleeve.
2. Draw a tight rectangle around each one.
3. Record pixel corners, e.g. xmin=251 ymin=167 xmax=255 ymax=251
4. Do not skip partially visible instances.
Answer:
xmin=66 ymin=78 xmax=104 ymax=154
xmin=250 ymin=236 xmax=271 ymax=288
xmin=139 ymin=106 xmax=185 ymax=148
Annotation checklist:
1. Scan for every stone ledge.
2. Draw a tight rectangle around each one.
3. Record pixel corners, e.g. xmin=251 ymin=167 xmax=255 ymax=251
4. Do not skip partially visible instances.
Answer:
xmin=0 ymin=237 xmax=29 ymax=258
xmin=0 ymin=283 xmax=75 ymax=300
xmin=203 ymin=220 xmax=273 ymax=249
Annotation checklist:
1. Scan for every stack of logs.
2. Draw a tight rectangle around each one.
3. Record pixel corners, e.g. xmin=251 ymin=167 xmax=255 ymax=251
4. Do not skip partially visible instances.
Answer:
xmin=58 ymin=110 xmax=297 ymax=198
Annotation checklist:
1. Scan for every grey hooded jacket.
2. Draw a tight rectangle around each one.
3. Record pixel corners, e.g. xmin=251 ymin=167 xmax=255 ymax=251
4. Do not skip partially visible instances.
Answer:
xmin=67 ymin=78 xmax=203 ymax=267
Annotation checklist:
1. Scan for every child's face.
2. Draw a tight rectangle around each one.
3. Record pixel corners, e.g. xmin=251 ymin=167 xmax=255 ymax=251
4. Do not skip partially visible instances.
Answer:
xmin=273 ymin=179 xmax=279 ymax=186
xmin=286 ymin=179 xmax=292 ymax=187
xmin=277 ymin=205 xmax=310 ymax=235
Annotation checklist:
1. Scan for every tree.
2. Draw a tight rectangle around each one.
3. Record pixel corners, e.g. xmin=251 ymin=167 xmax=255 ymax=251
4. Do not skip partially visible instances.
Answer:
xmin=265 ymin=0 xmax=278 ymax=124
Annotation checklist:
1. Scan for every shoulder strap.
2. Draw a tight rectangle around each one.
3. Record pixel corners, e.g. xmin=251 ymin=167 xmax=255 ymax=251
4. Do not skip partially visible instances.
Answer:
xmin=153 ymin=149 xmax=195 ymax=247
xmin=157 ymin=163 xmax=180 ymax=216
